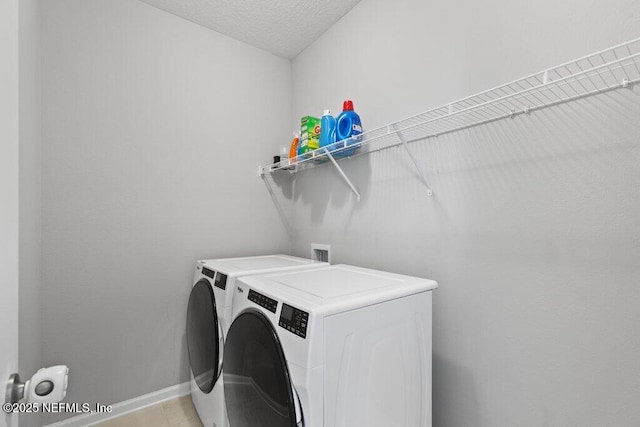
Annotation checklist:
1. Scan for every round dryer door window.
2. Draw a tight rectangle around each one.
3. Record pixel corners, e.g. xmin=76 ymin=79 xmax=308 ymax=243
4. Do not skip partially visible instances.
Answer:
xmin=224 ymin=310 xmax=301 ymax=427
xmin=186 ymin=279 xmax=221 ymax=393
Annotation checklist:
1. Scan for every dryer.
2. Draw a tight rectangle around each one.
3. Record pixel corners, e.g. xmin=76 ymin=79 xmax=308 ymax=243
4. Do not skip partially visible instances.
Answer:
xmin=223 ymin=264 xmax=438 ymax=427
xmin=187 ymin=255 xmax=327 ymax=427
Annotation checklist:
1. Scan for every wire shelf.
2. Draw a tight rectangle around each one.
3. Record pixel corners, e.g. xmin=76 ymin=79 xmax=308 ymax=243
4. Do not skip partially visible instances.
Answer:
xmin=259 ymin=37 xmax=640 ymax=195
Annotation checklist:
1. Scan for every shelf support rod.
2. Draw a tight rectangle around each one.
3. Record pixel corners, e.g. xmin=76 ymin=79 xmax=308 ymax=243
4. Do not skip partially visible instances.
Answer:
xmin=391 ymin=124 xmax=433 ymax=196
xmin=324 ymin=149 xmax=361 ymax=202
xmin=260 ymin=174 xmax=294 ymax=237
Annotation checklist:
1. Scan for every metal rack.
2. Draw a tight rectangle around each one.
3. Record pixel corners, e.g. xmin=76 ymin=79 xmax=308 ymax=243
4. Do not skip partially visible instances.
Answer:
xmin=259 ymin=37 xmax=640 ymax=200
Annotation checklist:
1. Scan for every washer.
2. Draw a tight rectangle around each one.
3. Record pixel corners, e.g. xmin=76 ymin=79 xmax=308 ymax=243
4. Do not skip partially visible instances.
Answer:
xmin=187 ymin=255 xmax=327 ymax=427
xmin=223 ymin=264 xmax=438 ymax=427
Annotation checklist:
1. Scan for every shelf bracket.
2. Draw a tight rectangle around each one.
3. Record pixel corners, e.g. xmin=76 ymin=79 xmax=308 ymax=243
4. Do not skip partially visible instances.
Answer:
xmin=324 ymin=149 xmax=361 ymax=202
xmin=260 ymin=173 xmax=294 ymax=237
xmin=391 ymin=124 xmax=433 ymax=196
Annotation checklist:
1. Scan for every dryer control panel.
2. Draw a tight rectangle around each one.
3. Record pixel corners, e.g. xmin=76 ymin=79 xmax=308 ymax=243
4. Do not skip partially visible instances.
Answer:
xmin=279 ymin=303 xmax=308 ymax=339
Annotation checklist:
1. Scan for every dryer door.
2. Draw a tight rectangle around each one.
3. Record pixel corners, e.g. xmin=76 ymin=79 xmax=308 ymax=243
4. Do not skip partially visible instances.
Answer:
xmin=223 ymin=310 xmax=303 ymax=427
xmin=186 ymin=278 xmax=221 ymax=393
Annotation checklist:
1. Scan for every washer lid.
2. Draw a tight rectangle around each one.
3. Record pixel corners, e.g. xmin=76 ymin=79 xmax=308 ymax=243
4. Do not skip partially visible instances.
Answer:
xmin=186 ymin=279 xmax=221 ymax=393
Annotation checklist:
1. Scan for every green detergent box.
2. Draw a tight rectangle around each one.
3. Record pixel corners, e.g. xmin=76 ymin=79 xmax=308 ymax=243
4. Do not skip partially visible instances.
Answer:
xmin=300 ymin=116 xmax=320 ymax=155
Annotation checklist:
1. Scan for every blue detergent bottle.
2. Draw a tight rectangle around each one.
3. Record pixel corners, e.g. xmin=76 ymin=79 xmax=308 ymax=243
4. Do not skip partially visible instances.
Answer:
xmin=335 ymin=100 xmax=362 ymax=158
xmin=319 ymin=109 xmax=337 ymax=151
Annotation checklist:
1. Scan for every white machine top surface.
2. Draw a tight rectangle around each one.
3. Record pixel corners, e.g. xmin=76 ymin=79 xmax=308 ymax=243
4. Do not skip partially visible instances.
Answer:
xmin=274 ymin=267 xmax=406 ymax=298
xmin=199 ymin=255 xmax=322 ymax=276
xmin=239 ymin=264 xmax=437 ymax=315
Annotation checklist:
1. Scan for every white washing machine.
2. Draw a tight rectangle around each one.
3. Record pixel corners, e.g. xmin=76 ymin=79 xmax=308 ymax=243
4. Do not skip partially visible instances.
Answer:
xmin=186 ymin=255 xmax=327 ymax=427
xmin=223 ymin=264 xmax=438 ymax=427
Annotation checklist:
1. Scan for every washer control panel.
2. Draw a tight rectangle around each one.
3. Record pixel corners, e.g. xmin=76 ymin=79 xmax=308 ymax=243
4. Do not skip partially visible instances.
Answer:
xmin=248 ymin=289 xmax=277 ymax=313
xmin=279 ymin=303 xmax=308 ymax=339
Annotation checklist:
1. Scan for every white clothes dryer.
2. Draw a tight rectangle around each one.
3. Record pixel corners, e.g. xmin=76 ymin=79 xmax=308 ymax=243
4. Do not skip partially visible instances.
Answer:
xmin=223 ymin=264 xmax=438 ymax=427
xmin=186 ymin=255 xmax=327 ymax=427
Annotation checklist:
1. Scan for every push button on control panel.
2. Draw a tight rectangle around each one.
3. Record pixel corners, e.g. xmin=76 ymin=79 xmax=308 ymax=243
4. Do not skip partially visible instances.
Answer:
xmin=279 ymin=303 xmax=309 ymax=339
xmin=248 ymin=289 xmax=278 ymax=313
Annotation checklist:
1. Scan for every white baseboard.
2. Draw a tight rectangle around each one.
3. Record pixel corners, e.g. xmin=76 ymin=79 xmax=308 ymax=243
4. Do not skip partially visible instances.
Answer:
xmin=44 ymin=382 xmax=191 ymax=427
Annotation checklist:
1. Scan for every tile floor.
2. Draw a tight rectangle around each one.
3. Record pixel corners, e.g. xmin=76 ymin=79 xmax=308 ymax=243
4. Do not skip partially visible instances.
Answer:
xmin=93 ymin=395 xmax=203 ymax=427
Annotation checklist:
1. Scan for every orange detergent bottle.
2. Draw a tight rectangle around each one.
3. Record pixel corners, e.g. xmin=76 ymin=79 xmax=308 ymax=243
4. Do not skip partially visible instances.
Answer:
xmin=289 ymin=132 xmax=300 ymax=164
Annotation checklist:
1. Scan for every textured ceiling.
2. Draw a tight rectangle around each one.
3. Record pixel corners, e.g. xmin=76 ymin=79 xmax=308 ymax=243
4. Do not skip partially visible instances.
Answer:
xmin=138 ymin=0 xmax=363 ymax=59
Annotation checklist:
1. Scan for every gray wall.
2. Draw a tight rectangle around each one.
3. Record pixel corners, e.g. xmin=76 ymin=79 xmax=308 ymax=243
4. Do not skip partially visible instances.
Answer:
xmin=41 ymin=0 xmax=291 ymax=422
xmin=286 ymin=0 xmax=640 ymax=425
xmin=19 ymin=0 xmax=43 ymax=426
